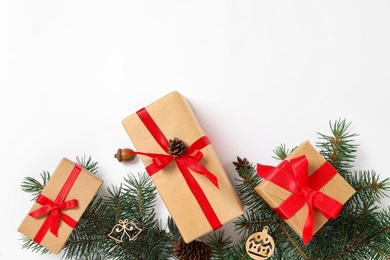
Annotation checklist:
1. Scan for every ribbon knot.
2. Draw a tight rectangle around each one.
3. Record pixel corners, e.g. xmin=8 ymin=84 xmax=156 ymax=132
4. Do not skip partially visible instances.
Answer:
xmin=131 ymin=108 xmax=222 ymax=230
xmin=29 ymin=194 xmax=78 ymax=238
xmin=302 ymin=187 xmax=316 ymax=198
xmin=257 ymin=155 xmax=343 ymax=245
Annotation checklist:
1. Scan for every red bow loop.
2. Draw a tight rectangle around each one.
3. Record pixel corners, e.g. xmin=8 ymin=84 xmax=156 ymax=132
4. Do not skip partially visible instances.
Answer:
xmin=152 ymin=154 xmax=174 ymax=169
xmin=183 ymin=147 xmax=203 ymax=162
xmin=30 ymin=195 xmax=78 ymax=219
xmin=257 ymin=155 xmax=343 ymax=244
xmin=29 ymin=194 xmax=78 ymax=238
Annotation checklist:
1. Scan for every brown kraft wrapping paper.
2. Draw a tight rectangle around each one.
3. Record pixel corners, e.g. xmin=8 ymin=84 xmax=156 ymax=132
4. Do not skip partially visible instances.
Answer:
xmin=18 ymin=158 xmax=103 ymax=254
xmin=255 ymin=141 xmax=355 ymax=242
xmin=122 ymin=91 xmax=243 ymax=243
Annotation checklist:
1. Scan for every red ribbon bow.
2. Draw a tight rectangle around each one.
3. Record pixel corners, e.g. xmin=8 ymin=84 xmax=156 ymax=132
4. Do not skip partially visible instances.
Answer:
xmin=132 ymin=108 xmax=222 ymax=230
xmin=257 ymin=155 xmax=343 ymax=245
xmin=29 ymin=164 xmax=81 ymax=243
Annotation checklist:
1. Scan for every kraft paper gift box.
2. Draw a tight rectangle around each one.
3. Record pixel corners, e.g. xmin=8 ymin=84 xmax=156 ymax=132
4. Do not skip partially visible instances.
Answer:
xmin=255 ymin=141 xmax=355 ymax=244
xmin=122 ymin=91 xmax=243 ymax=243
xmin=18 ymin=158 xmax=103 ymax=254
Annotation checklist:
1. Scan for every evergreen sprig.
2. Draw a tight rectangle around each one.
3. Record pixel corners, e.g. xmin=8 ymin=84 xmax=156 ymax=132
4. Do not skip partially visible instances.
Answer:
xmin=76 ymin=154 xmax=99 ymax=174
xmin=316 ymin=118 xmax=359 ymax=174
xmin=207 ymin=230 xmax=234 ymax=260
xmin=272 ymin=144 xmax=296 ymax=161
xmin=21 ymin=170 xmax=50 ymax=200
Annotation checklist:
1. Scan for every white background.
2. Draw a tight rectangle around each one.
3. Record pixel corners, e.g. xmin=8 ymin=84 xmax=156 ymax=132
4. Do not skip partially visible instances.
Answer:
xmin=1 ymin=1 xmax=390 ymax=259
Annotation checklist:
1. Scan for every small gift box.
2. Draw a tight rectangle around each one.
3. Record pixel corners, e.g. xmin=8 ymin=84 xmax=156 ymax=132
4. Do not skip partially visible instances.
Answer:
xmin=255 ymin=141 xmax=355 ymax=244
xmin=122 ymin=91 xmax=243 ymax=243
xmin=18 ymin=158 xmax=103 ymax=254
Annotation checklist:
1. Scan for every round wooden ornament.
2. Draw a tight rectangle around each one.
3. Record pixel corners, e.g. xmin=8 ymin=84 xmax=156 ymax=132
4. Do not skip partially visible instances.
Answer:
xmin=245 ymin=226 xmax=275 ymax=259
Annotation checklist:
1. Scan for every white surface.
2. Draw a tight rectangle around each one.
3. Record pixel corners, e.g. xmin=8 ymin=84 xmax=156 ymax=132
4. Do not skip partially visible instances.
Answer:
xmin=1 ymin=1 xmax=390 ymax=259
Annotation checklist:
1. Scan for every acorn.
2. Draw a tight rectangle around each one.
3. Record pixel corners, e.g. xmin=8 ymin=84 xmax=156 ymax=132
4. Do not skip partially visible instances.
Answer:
xmin=114 ymin=148 xmax=136 ymax=162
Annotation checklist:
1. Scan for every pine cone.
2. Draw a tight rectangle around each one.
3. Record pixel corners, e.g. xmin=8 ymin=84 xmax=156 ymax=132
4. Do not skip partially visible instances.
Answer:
xmin=173 ymin=239 xmax=212 ymax=260
xmin=233 ymin=156 xmax=249 ymax=171
xmin=168 ymin=138 xmax=187 ymax=156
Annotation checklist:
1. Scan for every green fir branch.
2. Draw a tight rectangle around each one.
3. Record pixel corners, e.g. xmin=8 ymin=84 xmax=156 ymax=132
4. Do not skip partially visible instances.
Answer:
xmin=21 ymin=171 xmax=50 ymax=200
xmin=316 ymin=118 xmax=359 ymax=174
xmin=166 ymin=216 xmax=181 ymax=241
xmin=76 ymin=154 xmax=99 ymax=174
xmin=207 ymin=230 xmax=234 ymax=260
xmin=20 ymin=236 xmax=50 ymax=255
xmin=233 ymin=158 xmax=264 ymax=209
xmin=345 ymin=170 xmax=390 ymax=203
xmin=272 ymin=144 xmax=296 ymax=161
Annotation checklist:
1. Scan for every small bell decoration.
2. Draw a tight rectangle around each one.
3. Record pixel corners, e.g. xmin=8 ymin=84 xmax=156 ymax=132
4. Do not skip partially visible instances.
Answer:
xmin=108 ymin=219 xmax=142 ymax=244
xmin=245 ymin=226 xmax=275 ymax=260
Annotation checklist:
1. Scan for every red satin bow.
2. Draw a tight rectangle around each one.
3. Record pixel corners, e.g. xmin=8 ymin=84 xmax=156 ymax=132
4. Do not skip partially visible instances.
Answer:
xmin=29 ymin=164 xmax=81 ymax=243
xmin=257 ymin=155 xmax=343 ymax=245
xmin=132 ymin=108 xmax=222 ymax=230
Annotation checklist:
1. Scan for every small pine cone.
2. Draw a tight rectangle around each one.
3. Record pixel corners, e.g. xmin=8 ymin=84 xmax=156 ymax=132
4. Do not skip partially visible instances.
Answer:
xmin=168 ymin=137 xmax=187 ymax=157
xmin=173 ymin=239 xmax=212 ymax=260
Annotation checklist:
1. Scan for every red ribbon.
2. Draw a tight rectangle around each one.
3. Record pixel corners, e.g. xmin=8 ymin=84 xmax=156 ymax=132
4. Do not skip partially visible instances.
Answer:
xmin=29 ymin=164 xmax=81 ymax=243
xmin=132 ymin=108 xmax=222 ymax=230
xmin=257 ymin=155 xmax=343 ymax=245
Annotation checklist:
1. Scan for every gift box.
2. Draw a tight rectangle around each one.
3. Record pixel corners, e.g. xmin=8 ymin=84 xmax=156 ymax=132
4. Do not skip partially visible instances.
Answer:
xmin=255 ymin=141 xmax=355 ymax=244
xmin=122 ymin=91 xmax=243 ymax=243
xmin=18 ymin=158 xmax=103 ymax=254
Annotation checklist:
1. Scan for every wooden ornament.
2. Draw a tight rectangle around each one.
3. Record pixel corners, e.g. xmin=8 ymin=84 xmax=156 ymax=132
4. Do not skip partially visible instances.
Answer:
xmin=245 ymin=226 xmax=275 ymax=260
xmin=108 ymin=219 xmax=142 ymax=243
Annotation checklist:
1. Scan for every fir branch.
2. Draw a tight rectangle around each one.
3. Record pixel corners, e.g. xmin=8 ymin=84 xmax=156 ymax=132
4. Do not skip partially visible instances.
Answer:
xmin=272 ymin=144 xmax=296 ymax=161
xmin=106 ymin=184 xmax=123 ymax=222
xmin=76 ymin=154 xmax=99 ymax=174
xmin=63 ymin=196 xmax=113 ymax=259
xmin=316 ymin=119 xmax=358 ymax=174
xmin=21 ymin=171 xmax=50 ymax=200
xmin=345 ymin=170 xmax=390 ymax=204
xmin=207 ymin=230 xmax=234 ymax=260
xmin=166 ymin=216 xmax=181 ymax=241
xmin=276 ymin=220 xmax=310 ymax=260
xmin=326 ymin=219 xmax=390 ymax=259
xmin=233 ymin=158 xmax=265 ymax=209
xmin=20 ymin=236 xmax=50 ymax=255
xmin=234 ymin=209 xmax=277 ymax=237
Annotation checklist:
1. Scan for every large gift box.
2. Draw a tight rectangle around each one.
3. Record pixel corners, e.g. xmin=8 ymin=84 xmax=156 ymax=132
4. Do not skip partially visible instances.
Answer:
xmin=255 ymin=141 xmax=355 ymax=244
xmin=18 ymin=158 xmax=103 ymax=254
xmin=122 ymin=91 xmax=243 ymax=243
